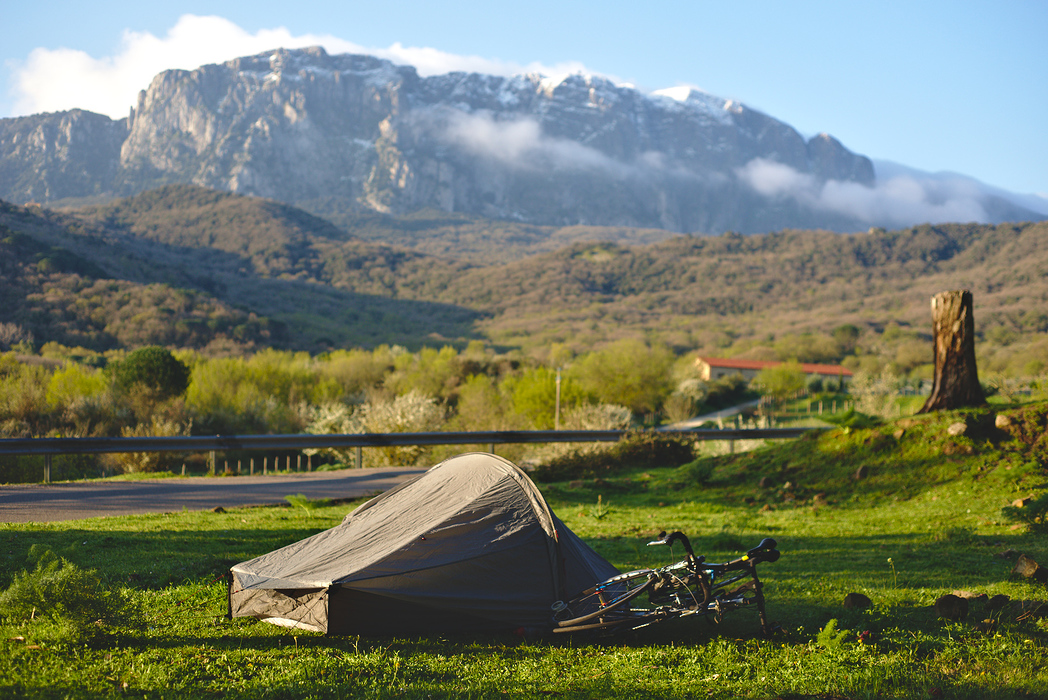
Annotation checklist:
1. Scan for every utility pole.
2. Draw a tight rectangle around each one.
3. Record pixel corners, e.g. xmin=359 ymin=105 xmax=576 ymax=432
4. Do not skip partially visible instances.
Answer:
xmin=554 ymin=368 xmax=562 ymax=431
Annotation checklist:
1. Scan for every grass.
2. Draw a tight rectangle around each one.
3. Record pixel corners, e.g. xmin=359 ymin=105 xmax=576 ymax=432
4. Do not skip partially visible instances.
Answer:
xmin=2 ymin=403 xmax=1048 ymax=698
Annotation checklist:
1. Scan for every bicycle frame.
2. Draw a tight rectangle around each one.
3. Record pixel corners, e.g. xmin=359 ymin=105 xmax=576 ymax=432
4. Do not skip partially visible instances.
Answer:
xmin=552 ymin=533 xmax=780 ymax=635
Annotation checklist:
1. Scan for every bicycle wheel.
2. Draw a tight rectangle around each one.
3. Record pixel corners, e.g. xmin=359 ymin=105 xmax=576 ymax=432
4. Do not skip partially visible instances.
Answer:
xmin=555 ymin=569 xmax=653 ymax=628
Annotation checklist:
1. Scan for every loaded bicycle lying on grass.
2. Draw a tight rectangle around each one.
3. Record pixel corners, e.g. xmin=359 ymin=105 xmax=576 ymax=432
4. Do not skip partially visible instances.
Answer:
xmin=552 ymin=532 xmax=781 ymax=636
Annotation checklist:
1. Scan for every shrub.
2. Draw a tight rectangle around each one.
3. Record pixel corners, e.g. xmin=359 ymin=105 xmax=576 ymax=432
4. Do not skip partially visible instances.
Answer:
xmin=106 ymin=413 xmax=192 ymax=473
xmin=0 ymin=546 xmax=139 ymax=642
xmin=701 ymin=374 xmax=757 ymax=413
xmin=532 ymin=432 xmax=696 ymax=482
xmin=109 ymin=346 xmax=190 ymax=399
xmin=850 ymin=369 xmax=900 ymax=418
xmin=306 ymin=390 xmax=444 ymax=466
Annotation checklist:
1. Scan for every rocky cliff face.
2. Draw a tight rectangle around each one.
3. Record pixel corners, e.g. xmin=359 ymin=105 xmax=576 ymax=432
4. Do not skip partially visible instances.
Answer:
xmin=0 ymin=109 xmax=127 ymax=203
xmin=0 ymin=47 xmax=882 ymax=232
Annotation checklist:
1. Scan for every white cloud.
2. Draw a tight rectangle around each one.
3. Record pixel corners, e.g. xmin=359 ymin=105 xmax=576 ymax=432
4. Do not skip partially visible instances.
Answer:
xmin=9 ymin=14 xmax=598 ymax=120
xmin=439 ymin=110 xmax=628 ymax=174
xmin=736 ymin=157 xmax=994 ymax=226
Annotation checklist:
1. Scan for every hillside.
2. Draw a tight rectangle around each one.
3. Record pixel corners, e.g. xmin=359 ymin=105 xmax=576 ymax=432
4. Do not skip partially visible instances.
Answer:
xmin=430 ymin=223 xmax=1048 ymax=360
xmin=0 ymin=185 xmax=1045 ymax=376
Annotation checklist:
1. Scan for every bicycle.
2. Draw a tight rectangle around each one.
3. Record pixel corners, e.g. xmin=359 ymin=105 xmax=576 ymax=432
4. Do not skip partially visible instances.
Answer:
xmin=551 ymin=532 xmax=781 ymax=635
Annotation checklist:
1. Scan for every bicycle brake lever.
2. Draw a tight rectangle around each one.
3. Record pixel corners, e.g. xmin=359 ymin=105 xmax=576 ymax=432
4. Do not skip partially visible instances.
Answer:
xmin=646 ymin=530 xmax=669 ymax=547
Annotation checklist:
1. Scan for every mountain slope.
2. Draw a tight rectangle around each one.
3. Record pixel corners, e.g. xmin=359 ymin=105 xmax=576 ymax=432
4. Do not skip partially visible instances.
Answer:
xmin=2 ymin=187 xmax=1045 ymax=369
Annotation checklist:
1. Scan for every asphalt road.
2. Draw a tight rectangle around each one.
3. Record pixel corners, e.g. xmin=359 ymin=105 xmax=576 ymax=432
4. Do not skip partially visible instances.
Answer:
xmin=0 ymin=468 xmax=428 ymax=523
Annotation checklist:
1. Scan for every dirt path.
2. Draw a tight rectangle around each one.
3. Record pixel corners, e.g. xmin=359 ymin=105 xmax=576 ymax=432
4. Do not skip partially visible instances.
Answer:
xmin=0 ymin=468 xmax=427 ymax=523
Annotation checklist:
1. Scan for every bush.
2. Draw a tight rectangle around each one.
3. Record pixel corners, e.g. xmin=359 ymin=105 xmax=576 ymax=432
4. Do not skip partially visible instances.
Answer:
xmin=107 ymin=412 xmax=192 ymax=473
xmin=701 ymin=374 xmax=757 ymax=413
xmin=0 ymin=546 xmax=139 ymax=642
xmin=110 ymin=346 xmax=190 ymax=399
xmin=532 ymin=432 xmax=696 ymax=482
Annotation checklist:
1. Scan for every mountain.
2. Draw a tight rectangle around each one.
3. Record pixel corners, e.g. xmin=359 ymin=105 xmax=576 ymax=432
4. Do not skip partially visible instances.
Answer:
xmin=2 ymin=46 xmax=996 ymax=235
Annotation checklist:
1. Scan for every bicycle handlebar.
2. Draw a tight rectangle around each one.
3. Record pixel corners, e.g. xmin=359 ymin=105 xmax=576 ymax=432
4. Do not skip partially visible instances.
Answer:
xmin=647 ymin=532 xmax=779 ymax=571
xmin=709 ymin=546 xmax=780 ymax=572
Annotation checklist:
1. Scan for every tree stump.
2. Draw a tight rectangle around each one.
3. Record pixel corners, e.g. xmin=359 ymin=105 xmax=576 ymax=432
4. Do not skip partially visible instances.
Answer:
xmin=919 ymin=290 xmax=985 ymax=413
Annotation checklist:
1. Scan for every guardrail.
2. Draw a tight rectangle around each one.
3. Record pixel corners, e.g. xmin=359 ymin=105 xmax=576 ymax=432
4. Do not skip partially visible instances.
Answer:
xmin=0 ymin=427 xmax=823 ymax=483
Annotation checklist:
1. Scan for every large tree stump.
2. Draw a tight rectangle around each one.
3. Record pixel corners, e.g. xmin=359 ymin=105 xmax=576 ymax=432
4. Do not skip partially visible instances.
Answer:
xmin=919 ymin=290 xmax=985 ymax=413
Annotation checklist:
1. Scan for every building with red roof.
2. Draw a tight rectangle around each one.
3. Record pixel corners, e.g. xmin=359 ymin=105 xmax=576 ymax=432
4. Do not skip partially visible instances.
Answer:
xmin=695 ymin=356 xmax=853 ymax=383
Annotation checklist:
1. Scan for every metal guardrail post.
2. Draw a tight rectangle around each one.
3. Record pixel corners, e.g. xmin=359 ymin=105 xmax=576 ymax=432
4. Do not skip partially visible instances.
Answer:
xmin=355 ymin=446 xmax=362 ymax=470
xmin=44 ymin=454 xmax=51 ymax=484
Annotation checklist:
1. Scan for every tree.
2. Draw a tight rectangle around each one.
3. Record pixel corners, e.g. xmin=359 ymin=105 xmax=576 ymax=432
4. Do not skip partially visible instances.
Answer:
xmin=918 ymin=290 xmax=986 ymax=413
xmin=570 ymin=339 xmax=674 ymax=416
xmin=109 ymin=347 xmax=190 ymax=400
xmin=755 ymin=360 xmax=806 ymax=403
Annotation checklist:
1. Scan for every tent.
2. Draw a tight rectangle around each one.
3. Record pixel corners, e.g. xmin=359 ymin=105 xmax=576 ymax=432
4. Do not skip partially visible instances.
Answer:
xmin=228 ymin=453 xmax=620 ymax=635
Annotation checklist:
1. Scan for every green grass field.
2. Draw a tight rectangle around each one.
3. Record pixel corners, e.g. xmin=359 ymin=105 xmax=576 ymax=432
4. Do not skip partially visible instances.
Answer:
xmin=2 ymin=403 xmax=1047 ymax=699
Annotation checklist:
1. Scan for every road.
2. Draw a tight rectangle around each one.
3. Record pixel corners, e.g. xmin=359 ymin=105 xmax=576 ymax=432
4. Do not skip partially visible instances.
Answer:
xmin=0 ymin=468 xmax=427 ymax=523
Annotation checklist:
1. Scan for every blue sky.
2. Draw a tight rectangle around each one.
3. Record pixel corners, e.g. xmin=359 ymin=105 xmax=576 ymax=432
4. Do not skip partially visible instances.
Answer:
xmin=3 ymin=0 xmax=1046 ymax=198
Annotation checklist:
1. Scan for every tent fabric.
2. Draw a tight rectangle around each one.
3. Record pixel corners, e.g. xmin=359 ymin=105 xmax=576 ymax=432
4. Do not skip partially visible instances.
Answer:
xmin=229 ymin=453 xmax=619 ymax=635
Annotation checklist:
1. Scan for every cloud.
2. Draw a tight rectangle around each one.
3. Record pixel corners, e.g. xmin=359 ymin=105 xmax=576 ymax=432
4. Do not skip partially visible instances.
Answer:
xmin=9 ymin=14 xmax=597 ymax=120
xmin=736 ymin=157 xmax=994 ymax=226
xmin=438 ymin=110 xmax=629 ymax=175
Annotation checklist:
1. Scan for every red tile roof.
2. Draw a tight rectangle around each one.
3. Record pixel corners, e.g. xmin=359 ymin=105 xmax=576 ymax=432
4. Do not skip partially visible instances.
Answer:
xmin=696 ymin=356 xmax=852 ymax=376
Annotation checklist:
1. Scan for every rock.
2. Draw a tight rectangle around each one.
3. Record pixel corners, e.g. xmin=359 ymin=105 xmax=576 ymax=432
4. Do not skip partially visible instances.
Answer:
xmin=934 ymin=594 xmax=968 ymax=620
xmin=952 ymin=590 xmax=988 ymax=602
xmin=843 ymin=592 xmax=872 ymax=609
xmin=995 ymin=414 xmax=1012 ymax=428
xmin=210 ymin=506 xmax=226 ymax=513
xmin=893 ymin=428 xmax=906 ymax=439
xmin=946 ymin=422 xmax=967 ymax=436
xmin=853 ymin=465 xmax=869 ymax=480
xmin=1012 ymin=496 xmax=1033 ymax=508
xmin=1012 ymin=554 xmax=1048 ymax=583
xmin=985 ymin=594 xmax=1011 ymax=611
xmin=1006 ymin=600 xmax=1048 ymax=621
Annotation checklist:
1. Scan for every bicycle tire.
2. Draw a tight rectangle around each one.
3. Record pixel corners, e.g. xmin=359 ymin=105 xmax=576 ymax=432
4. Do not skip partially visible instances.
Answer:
xmin=555 ymin=570 xmax=653 ymax=628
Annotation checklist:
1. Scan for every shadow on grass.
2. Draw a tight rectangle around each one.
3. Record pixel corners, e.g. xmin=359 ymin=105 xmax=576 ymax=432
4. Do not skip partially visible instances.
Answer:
xmin=0 ymin=526 xmax=329 ymax=589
